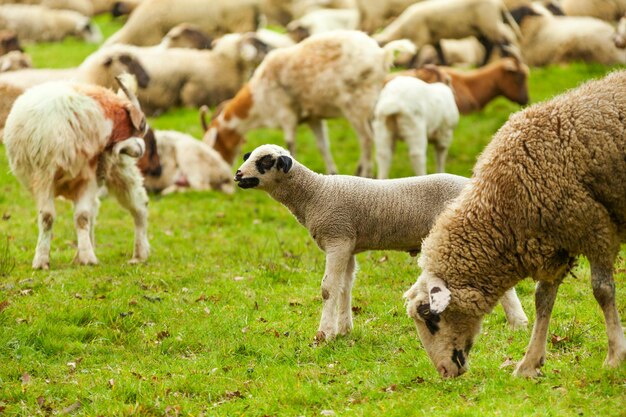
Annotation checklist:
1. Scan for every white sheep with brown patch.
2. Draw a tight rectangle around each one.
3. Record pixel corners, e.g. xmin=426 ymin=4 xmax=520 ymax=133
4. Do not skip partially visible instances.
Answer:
xmin=234 ymin=144 xmax=528 ymax=341
xmin=4 ymin=76 xmax=150 ymax=269
xmin=205 ymin=30 xmax=416 ymax=177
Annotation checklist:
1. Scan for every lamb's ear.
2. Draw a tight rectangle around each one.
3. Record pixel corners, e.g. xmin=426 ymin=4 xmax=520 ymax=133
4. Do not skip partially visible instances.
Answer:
xmin=427 ymin=275 xmax=451 ymax=314
xmin=243 ymin=152 xmax=251 ymax=161
xmin=276 ymin=155 xmax=292 ymax=173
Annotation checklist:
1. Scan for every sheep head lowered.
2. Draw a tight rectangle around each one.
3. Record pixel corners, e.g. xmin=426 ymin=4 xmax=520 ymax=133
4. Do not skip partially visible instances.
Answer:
xmin=403 ymin=270 xmax=483 ymax=379
xmin=234 ymin=144 xmax=293 ymax=190
xmin=112 ymin=74 xmax=147 ymax=157
xmin=497 ymin=48 xmax=530 ymax=106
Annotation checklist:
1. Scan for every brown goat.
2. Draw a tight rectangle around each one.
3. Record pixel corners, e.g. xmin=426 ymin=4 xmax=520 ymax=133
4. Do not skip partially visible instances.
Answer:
xmin=391 ymin=57 xmax=529 ymax=114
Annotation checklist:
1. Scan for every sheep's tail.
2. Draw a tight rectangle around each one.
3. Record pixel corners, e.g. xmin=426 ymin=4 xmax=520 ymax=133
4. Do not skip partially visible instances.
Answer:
xmin=501 ymin=4 xmax=523 ymax=40
xmin=382 ymin=39 xmax=417 ymax=68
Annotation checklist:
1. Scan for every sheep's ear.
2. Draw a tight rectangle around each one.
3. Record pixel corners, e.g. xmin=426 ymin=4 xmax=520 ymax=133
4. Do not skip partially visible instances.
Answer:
xmin=427 ymin=275 xmax=451 ymax=314
xmin=276 ymin=155 xmax=292 ymax=173
xmin=243 ymin=152 xmax=251 ymax=161
xmin=125 ymin=104 xmax=146 ymax=134
xmin=204 ymin=127 xmax=218 ymax=147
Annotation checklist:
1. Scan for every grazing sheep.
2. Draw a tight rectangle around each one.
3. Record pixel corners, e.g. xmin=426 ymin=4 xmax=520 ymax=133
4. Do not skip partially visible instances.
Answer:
xmin=0 ymin=4 xmax=101 ymax=43
xmin=512 ymin=3 xmax=626 ymax=66
xmin=104 ymin=0 xmax=261 ymax=46
xmin=205 ymin=30 xmax=416 ymax=177
xmin=393 ymin=56 xmax=530 ymax=114
xmin=4 ymin=76 xmax=150 ymax=269
xmin=373 ymin=76 xmax=458 ymax=178
xmin=404 ymin=70 xmax=626 ymax=378
xmin=286 ymin=8 xmax=360 ymax=41
xmin=158 ymin=23 xmax=214 ymax=49
xmin=234 ymin=144 xmax=528 ymax=341
xmin=0 ymin=50 xmax=32 ymax=72
xmin=561 ymin=0 xmax=626 ymax=21
xmin=374 ymin=0 xmax=521 ymax=66
xmin=0 ymin=30 xmax=23 ymax=55
xmin=143 ymin=129 xmax=234 ymax=195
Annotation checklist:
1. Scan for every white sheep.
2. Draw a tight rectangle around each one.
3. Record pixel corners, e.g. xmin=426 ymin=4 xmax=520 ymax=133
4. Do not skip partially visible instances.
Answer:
xmin=4 ymin=76 xmax=150 ymax=269
xmin=286 ymin=8 xmax=360 ymax=41
xmin=374 ymin=0 xmax=520 ymax=66
xmin=404 ymin=70 xmax=626 ymax=379
xmin=0 ymin=4 xmax=101 ymax=43
xmin=143 ymin=129 xmax=234 ymax=195
xmin=205 ymin=30 xmax=416 ymax=177
xmin=373 ymin=76 xmax=458 ymax=179
xmin=234 ymin=144 xmax=528 ymax=341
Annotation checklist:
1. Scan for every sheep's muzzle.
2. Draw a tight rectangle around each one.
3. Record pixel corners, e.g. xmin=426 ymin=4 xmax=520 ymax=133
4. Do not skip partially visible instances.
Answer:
xmin=234 ymin=171 xmax=259 ymax=189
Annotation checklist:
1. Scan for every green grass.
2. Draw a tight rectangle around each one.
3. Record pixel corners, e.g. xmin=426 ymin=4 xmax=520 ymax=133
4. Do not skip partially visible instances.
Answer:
xmin=0 ymin=17 xmax=625 ymax=416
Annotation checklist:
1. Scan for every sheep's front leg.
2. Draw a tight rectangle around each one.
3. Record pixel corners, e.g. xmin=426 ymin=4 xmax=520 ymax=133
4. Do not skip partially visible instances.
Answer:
xmin=280 ymin=114 xmax=299 ymax=157
xmin=308 ymin=119 xmax=338 ymax=174
xmin=32 ymin=190 xmax=56 ymax=270
xmin=514 ymin=279 xmax=561 ymax=377
xmin=316 ymin=245 xmax=353 ymax=342
xmin=72 ymin=180 xmax=99 ymax=265
xmin=399 ymin=115 xmax=427 ymax=176
xmin=500 ymin=287 xmax=528 ymax=330
xmin=373 ymin=115 xmax=393 ymax=179
xmin=337 ymin=255 xmax=357 ymax=335
xmin=590 ymin=263 xmax=626 ymax=367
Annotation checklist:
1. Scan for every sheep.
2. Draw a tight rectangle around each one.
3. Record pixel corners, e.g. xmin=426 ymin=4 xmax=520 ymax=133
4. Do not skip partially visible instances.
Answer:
xmin=561 ymin=0 xmax=626 ymax=21
xmin=143 ymin=129 xmax=234 ymax=195
xmin=393 ymin=55 xmax=530 ymax=114
xmin=158 ymin=23 xmax=214 ymax=50
xmin=234 ymin=144 xmax=528 ymax=341
xmin=0 ymin=30 xmax=23 ymax=55
xmin=0 ymin=0 xmax=95 ymax=16
xmin=511 ymin=3 xmax=626 ymax=66
xmin=286 ymin=8 xmax=360 ymax=42
xmin=204 ymin=30 xmax=416 ymax=178
xmin=263 ymin=0 xmax=357 ymax=26
xmin=0 ymin=4 xmax=102 ymax=43
xmin=373 ymin=76 xmax=458 ymax=179
xmin=4 ymin=76 xmax=150 ymax=269
xmin=403 ymin=70 xmax=626 ymax=379
xmin=374 ymin=0 xmax=521 ymax=66
xmin=110 ymin=0 xmax=140 ymax=17
xmin=355 ymin=0 xmax=422 ymax=33
xmin=104 ymin=0 xmax=261 ymax=47
xmin=614 ymin=14 xmax=626 ymax=48
xmin=0 ymin=50 xmax=32 ymax=72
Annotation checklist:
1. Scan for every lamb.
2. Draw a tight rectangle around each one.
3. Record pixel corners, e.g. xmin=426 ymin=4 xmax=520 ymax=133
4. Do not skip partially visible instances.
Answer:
xmin=511 ymin=3 xmax=626 ymax=66
xmin=205 ymin=30 xmax=416 ymax=177
xmin=104 ymin=0 xmax=261 ymax=46
xmin=373 ymin=76 xmax=458 ymax=179
xmin=374 ymin=0 xmax=521 ymax=66
xmin=404 ymin=70 xmax=626 ymax=379
xmin=286 ymin=8 xmax=360 ymax=41
xmin=0 ymin=4 xmax=102 ymax=43
xmin=393 ymin=56 xmax=530 ymax=114
xmin=0 ymin=50 xmax=32 ymax=72
xmin=143 ymin=129 xmax=234 ymax=195
xmin=4 ymin=75 xmax=150 ymax=269
xmin=234 ymin=144 xmax=528 ymax=341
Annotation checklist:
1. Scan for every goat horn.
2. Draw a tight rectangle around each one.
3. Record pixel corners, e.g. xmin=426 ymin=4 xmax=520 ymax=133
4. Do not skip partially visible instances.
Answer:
xmin=502 ymin=44 xmax=523 ymax=64
xmin=115 ymin=74 xmax=141 ymax=110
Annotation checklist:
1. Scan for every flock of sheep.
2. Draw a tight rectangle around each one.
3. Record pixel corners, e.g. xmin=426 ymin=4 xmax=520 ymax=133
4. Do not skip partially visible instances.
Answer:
xmin=0 ymin=0 xmax=625 ymax=380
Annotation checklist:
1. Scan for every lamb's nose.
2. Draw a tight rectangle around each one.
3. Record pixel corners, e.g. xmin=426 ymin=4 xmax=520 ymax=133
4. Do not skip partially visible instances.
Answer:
xmin=234 ymin=170 xmax=243 ymax=182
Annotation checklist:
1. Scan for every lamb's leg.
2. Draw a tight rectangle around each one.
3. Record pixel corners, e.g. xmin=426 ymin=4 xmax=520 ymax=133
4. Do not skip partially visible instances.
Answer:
xmin=343 ymin=109 xmax=375 ymax=178
xmin=106 ymin=162 xmax=149 ymax=263
xmin=500 ymin=287 xmax=528 ymax=330
xmin=399 ymin=115 xmax=427 ymax=176
xmin=90 ymin=191 xmax=101 ymax=249
xmin=590 ymin=263 xmax=626 ymax=367
xmin=316 ymin=244 xmax=353 ymax=342
xmin=514 ymin=279 xmax=561 ymax=377
xmin=308 ymin=119 xmax=338 ymax=175
xmin=73 ymin=180 xmax=99 ymax=265
xmin=434 ymin=41 xmax=447 ymax=65
xmin=434 ymin=130 xmax=454 ymax=174
xmin=337 ymin=255 xmax=357 ymax=336
xmin=373 ymin=115 xmax=394 ymax=179
xmin=281 ymin=117 xmax=298 ymax=157
xmin=32 ymin=190 xmax=56 ymax=270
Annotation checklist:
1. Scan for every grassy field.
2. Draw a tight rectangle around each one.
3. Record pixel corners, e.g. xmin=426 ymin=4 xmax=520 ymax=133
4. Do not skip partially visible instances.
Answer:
xmin=0 ymin=15 xmax=625 ymax=417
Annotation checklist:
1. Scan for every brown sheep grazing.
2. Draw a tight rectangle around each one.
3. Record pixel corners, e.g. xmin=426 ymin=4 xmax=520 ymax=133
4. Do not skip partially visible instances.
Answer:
xmin=404 ymin=70 xmax=626 ymax=378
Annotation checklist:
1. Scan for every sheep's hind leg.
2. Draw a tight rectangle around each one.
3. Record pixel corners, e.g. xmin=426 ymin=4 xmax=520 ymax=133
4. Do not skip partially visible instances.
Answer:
xmin=514 ymin=279 xmax=561 ymax=377
xmin=316 ymin=244 xmax=353 ymax=342
xmin=308 ymin=119 xmax=338 ymax=174
xmin=590 ymin=263 xmax=626 ymax=368
xmin=400 ymin=115 xmax=427 ymax=176
xmin=337 ymin=255 xmax=357 ymax=336
xmin=372 ymin=115 xmax=394 ymax=179
xmin=32 ymin=190 xmax=56 ymax=270
xmin=500 ymin=287 xmax=528 ymax=330
xmin=73 ymin=180 xmax=99 ymax=265
xmin=344 ymin=109 xmax=375 ymax=178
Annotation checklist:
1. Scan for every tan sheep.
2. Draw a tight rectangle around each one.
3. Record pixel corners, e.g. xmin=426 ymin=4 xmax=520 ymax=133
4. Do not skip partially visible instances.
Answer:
xmin=561 ymin=0 xmax=626 ymax=21
xmin=404 ymin=70 xmax=626 ymax=378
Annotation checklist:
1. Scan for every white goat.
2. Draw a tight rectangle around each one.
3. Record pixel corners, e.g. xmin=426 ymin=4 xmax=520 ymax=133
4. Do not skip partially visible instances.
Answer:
xmin=4 ymin=76 xmax=149 ymax=269
xmin=373 ymin=76 xmax=459 ymax=179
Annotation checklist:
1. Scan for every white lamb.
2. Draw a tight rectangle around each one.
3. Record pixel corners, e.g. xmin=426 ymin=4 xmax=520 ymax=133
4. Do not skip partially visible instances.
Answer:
xmin=4 ymin=76 xmax=149 ymax=269
xmin=373 ymin=76 xmax=458 ymax=179
xmin=234 ymin=144 xmax=528 ymax=341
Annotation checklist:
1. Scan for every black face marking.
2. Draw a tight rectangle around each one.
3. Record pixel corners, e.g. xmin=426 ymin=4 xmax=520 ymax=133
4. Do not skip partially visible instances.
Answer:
xmin=465 ymin=340 xmax=473 ymax=354
xmin=243 ymin=152 xmax=251 ymax=161
xmin=417 ymin=304 xmax=440 ymax=335
xmin=237 ymin=177 xmax=260 ymax=189
xmin=276 ymin=155 xmax=292 ymax=173
xmin=452 ymin=349 xmax=466 ymax=368
xmin=431 ymin=286 xmax=441 ymax=294
xmin=255 ymin=154 xmax=275 ymax=174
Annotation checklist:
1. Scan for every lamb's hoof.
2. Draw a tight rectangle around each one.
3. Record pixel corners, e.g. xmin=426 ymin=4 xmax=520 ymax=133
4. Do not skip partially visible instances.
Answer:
xmin=603 ymin=350 xmax=626 ymax=368
xmin=508 ymin=317 xmax=529 ymax=331
xmin=337 ymin=321 xmax=353 ymax=336
xmin=128 ymin=257 xmax=146 ymax=265
xmin=75 ymin=252 xmax=98 ymax=266
xmin=513 ymin=362 xmax=543 ymax=378
xmin=32 ymin=258 xmax=50 ymax=270
xmin=314 ymin=331 xmax=327 ymax=343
